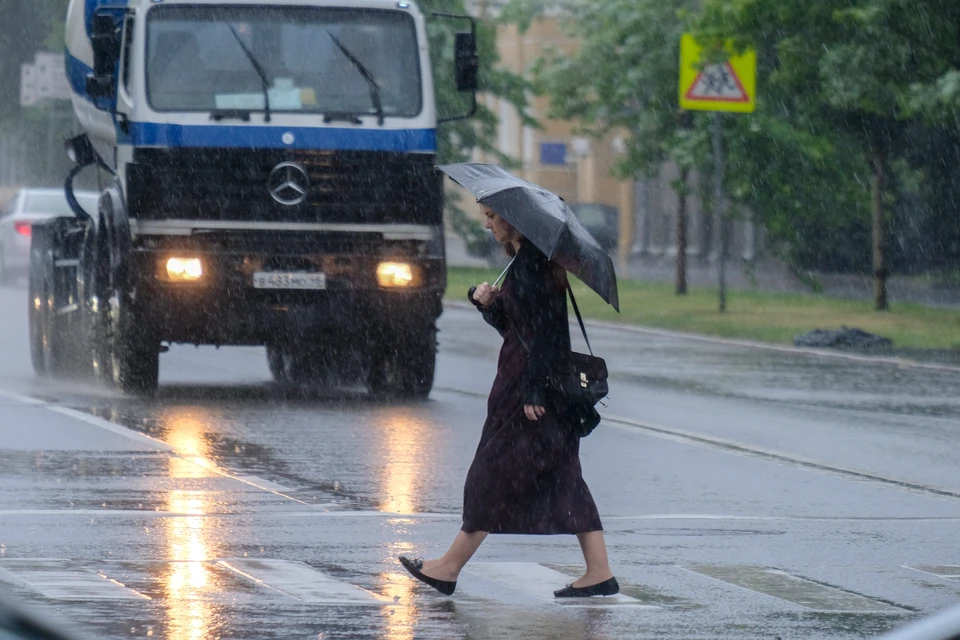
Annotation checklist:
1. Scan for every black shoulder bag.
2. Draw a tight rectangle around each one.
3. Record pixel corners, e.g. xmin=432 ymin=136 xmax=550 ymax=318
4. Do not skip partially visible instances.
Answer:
xmin=552 ymin=286 xmax=609 ymax=438
xmin=511 ymin=284 xmax=609 ymax=438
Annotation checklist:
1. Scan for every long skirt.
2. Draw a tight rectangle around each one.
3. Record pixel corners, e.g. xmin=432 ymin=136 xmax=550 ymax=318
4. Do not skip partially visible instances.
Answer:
xmin=460 ymin=331 xmax=603 ymax=535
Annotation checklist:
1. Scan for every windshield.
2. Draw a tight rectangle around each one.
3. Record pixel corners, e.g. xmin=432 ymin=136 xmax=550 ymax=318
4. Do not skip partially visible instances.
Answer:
xmin=145 ymin=6 xmax=422 ymax=117
xmin=22 ymin=192 xmax=98 ymax=216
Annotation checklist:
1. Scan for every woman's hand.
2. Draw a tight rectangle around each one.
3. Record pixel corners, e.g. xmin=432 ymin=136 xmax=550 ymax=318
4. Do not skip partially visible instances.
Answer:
xmin=523 ymin=404 xmax=546 ymax=421
xmin=472 ymin=282 xmax=499 ymax=308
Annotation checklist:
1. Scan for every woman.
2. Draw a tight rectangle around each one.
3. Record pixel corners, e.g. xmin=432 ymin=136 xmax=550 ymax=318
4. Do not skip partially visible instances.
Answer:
xmin=399 ymin=204 xmax=618 ymax=598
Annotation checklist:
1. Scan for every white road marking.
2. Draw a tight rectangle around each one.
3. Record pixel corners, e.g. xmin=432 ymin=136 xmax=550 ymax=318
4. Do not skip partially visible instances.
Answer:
xmin=682 ymin=564 xmax=906 ymax=613
xmin=217 ymin=558 xmax=393 ymax=605
xmin=0 ymin=387 xmax=310 ymax=504
xmin=0 ymin=559 xmax=150 ymax=600
xmin=460 ymin=562 xmax=657 ymax=608
xmin=47 ymin=406 xmax=174 ymax=452
xmin=2 ymin=509 xmax=958 ymax=523
xmin=903 ymin=565 xmax=960 ymax=582
xmin=0 ymin=388 xmax=46 ymax=406
xmin=604 ymin=413 xmax=960 ymax=502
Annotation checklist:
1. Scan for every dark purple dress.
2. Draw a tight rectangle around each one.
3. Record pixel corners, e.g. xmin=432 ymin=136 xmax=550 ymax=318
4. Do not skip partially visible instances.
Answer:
xmin=461 ymin=241 xmax=603 ymax=535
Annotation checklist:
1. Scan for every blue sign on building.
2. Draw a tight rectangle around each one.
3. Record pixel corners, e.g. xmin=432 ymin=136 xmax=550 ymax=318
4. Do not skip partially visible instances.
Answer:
xmin=540 ymin=142 xmax=567 ymax=166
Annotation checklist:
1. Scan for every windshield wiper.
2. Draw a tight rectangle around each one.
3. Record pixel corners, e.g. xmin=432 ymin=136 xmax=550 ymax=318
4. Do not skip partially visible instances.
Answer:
xmin=226 ymin=24 xmax=271 ymax=123
xmin=322 ymin=112 xmax=363 ymax=125
xmin=210 ymin=109 xmax=251 ymax=122
xmin=327 ymin=31 xmax=385 ymax=126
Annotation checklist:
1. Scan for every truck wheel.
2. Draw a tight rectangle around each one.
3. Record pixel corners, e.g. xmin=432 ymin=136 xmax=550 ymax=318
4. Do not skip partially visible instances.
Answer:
xmin=106 ymin=289 xmax=159 ymax=395
xmin=266 ymin=344 xmax=286 ymax=382
xmin=266 ymin=343 xmax=317 ymax=386
xmin=28 ymin=271 xmax=47 ymax=375
xmin=368 ymin=327 xmax=437 ymax=400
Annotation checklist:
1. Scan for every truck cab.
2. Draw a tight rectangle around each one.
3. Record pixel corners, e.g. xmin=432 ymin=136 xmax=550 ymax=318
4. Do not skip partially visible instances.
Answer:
xmin=30 ymin=0 xmax=477 ymax=394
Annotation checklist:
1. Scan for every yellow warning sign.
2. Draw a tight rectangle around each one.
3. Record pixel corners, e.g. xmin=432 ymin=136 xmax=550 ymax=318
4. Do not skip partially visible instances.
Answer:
xmin=679 ymin=34 xmax=756 ymax=113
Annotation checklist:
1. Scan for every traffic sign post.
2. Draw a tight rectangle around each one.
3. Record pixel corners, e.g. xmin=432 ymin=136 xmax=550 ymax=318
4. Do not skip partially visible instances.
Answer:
xmin=679 ymin=34 xmax=757 ymax=312
xmin=679 ymin=34 xmax=756 ymax=113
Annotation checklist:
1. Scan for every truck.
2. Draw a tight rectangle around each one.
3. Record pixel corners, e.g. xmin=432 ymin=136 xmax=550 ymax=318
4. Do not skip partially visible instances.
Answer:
xmin=29 ymin=0 xmax=478 ymax=396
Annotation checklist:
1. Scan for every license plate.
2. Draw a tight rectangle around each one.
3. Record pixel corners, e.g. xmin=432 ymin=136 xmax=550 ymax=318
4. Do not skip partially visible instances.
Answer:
xmin=252 ymin=272 xmax=327 ymax=290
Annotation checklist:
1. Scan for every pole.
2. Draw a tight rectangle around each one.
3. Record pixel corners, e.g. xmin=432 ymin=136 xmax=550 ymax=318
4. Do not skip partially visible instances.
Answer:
xmin=711 ymin=112 xmax=727 ymax=313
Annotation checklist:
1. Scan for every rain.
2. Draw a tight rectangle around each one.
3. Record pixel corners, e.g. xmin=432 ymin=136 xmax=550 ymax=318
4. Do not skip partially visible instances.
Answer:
xmin=0 ymin=0 xmax=958 ymax=639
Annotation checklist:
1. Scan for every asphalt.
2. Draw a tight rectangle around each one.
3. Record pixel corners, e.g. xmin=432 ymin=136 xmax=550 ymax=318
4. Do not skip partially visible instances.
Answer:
xmin=0 ymin=278 xmax=958 ymax=640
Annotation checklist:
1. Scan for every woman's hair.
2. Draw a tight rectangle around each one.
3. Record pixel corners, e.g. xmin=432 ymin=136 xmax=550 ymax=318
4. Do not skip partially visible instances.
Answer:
xmin=501 ymin=219 xmax=522 ymax=257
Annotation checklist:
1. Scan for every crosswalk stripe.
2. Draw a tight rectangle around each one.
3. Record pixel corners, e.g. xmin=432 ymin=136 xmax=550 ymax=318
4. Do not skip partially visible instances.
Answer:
xmin=904 ymin=565 xmax=960 ymax=581
xmin=460 ymin=562 xmax=658 ymax=607
xmin=217 ymin=558 xmax=393 ymax=605
xmin=0 ymin=559 xmax=150 ymax=601
xmin=683 ymin=564 xmax=905 ymax=613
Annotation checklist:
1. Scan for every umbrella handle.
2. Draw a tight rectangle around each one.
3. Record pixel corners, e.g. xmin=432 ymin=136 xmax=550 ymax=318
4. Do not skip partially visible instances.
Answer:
xmin=493 ymin=256 xmax=516 ymax=288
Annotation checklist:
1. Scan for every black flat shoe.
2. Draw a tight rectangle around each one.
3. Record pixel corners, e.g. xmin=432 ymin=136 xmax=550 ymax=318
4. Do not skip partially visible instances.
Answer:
xmin=554 ymin=577 xmax=619 ymax=598
xmin=398 ymin=556 xmax=456 ymax=596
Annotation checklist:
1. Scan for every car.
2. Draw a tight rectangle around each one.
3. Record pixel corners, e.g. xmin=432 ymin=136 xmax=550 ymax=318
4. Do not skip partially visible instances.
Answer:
xmin=568 ymin=202 xmax=619 ymax=253
xmin=0 ymin=188 xmax=98 ymax=284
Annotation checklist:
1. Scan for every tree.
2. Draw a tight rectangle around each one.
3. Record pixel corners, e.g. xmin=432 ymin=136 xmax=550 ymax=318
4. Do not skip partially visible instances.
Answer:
xmin=513 ymin=0 xmax=709 ymax=295
xmin=0 ymin=0 xmax=69 ymax=124
xmin=419 ymin=1 xmax=536 ymax=256
xmin=698 ymin=0 xmax=960 ymax=310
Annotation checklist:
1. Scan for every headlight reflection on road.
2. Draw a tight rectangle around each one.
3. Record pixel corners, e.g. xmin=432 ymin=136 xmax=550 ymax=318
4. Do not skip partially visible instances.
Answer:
xmin=380 ymin=542 xmax=418 ymax=640
xmin=377 ymin=409 xmax=429 ymax=515
xmin=375 ymin=410 xmax=434 ymax=639
xmin=161 ymin=409 xmax=225 ymax=640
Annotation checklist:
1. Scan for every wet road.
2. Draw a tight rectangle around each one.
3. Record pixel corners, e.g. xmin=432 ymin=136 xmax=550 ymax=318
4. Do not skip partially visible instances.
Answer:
xmin=0 ymin=281 xmax=958 ymax=640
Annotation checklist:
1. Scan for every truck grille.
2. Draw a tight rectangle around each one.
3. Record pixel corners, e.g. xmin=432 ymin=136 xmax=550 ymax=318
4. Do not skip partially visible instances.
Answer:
xmin=127 ymin=148 xmax=443 ymax=225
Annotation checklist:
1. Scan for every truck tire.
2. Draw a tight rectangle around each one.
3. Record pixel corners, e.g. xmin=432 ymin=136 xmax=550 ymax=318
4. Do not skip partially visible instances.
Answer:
xmin=32 ymin=268 xmax=71 ymax=377
xmin=28 ymin=270 xmax=47 ymax=375
xmin=266 ymin=343 xmax=320 ymax=386
xmin=105 ymin=288 xmax=159 ymax=395
xmin=368 ymin=326 xmax=437 ymax=400
xmin=266 ymin=344 xmax=287 ymax=383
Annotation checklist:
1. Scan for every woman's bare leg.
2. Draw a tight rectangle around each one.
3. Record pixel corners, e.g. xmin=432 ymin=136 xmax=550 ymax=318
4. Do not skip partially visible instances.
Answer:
xmin=419 ymin=530 xmax=488 ymax=582
xmin=572 ymin=530 xmax=614 ymax=587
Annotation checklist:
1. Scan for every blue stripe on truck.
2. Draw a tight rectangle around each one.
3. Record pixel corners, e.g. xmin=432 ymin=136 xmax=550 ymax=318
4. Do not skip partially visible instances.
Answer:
xmin=65 ymin=53 xmax=436 ymax=153
xmin=122 ymin=122 xmax=437 ymax=152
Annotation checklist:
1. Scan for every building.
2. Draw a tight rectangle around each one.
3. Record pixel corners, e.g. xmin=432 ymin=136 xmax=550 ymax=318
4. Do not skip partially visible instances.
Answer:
xmin=464 ymin=1 xmax=761 ymax=271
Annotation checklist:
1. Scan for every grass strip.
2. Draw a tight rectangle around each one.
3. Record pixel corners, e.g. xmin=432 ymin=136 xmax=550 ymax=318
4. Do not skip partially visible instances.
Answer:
xmin=446 ymin=266 xmax=960 ymax=351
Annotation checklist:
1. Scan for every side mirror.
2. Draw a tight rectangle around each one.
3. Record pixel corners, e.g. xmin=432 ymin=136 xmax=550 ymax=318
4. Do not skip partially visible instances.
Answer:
xmin=454 ymin=32 xmax=478 ymax=92
xmin=86 ymin=13 xmax=120 ymax=100
xmin=432 ymin=12 xmax=479 ymax=123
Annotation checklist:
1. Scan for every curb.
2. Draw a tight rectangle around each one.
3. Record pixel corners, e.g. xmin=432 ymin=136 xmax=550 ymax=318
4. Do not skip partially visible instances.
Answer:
xmin=442 ymin=300 xmax=960 ymax=374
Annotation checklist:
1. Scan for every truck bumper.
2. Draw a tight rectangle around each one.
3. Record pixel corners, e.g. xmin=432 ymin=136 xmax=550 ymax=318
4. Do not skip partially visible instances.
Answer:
xmin=131 ymin=244 xmax=445 ymax=346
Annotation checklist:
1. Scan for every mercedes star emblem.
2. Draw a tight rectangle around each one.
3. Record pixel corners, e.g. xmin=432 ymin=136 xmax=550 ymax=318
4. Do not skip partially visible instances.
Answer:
xmin=267 ymin=161 xmax=309 ymax=206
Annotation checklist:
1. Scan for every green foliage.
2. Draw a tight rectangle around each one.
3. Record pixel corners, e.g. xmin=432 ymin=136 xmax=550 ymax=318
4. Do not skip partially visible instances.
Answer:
xmin=419 ymin=1 xmax=536 ymax=254
xmin=527 ymin=0 xmax=708 ymax=178
xmin=695 ymin=0 xmax=959 ymax=277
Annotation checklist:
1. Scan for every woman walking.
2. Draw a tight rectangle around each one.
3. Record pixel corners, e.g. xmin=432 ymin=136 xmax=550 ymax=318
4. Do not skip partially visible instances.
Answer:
xmin=399 ymin=204 xmax=618 ymax=598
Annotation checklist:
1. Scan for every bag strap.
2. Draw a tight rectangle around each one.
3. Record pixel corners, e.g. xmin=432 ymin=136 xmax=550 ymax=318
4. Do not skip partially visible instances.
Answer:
xmin=566 ymin=285 xmax=594 ymax=357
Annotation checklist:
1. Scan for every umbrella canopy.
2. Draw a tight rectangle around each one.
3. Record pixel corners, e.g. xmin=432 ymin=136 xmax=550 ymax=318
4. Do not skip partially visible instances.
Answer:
xmin=439 ymin=162 xmax=620 ymax=311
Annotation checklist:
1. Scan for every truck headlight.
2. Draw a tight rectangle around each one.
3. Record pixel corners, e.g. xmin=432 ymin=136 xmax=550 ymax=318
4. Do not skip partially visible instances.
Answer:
xmin=165 ymin=257 xmax=203 ymax=282
xmin=377 ymin=261 xmax=418 ymax=288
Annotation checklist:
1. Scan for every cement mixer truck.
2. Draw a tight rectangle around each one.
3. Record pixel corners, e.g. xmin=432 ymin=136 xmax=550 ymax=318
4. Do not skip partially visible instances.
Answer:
xmin=28 ymin=0 xmax=478 ymax=395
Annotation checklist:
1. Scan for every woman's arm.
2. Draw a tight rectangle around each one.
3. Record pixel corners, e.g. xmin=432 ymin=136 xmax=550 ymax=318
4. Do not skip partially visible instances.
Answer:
xmin=468 ymin=285 xmax=508 ymax=335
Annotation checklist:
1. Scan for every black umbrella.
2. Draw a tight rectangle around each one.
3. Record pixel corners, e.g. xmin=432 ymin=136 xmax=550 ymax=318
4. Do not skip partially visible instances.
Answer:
xmin=439 ymin=162 xmax=620 ymax=311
